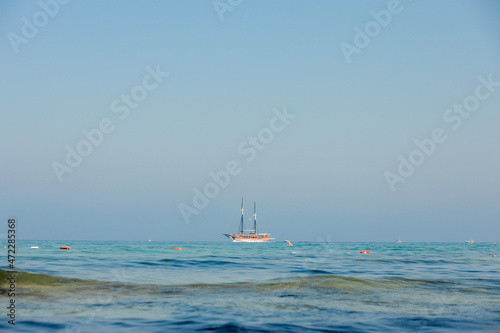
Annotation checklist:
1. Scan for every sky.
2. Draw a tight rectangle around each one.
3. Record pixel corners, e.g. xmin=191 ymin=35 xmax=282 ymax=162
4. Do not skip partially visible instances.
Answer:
xmin=1 ymin=0 xmax=499 ymax=242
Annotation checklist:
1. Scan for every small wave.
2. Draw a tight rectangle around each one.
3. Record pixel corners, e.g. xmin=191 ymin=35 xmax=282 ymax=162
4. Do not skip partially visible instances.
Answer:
xmin=158 ymin=258 xmax=245 ymax=268
xmin=0 ymin=268 xmax=83 ymax=288
xmin=0 ymin=269 xmax=463 ymax=299
xmin=18 ymin=320 xmax=66 ymax=330
xmin=0 ymin=269 xmax=175 ymax=298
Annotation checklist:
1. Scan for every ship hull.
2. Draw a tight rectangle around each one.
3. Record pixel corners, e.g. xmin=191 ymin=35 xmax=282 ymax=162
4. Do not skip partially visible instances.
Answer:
xmin=232 ymin=237 xmax=270 ymax=243
xmin=225 ymin=233 xmax=271 ymax=242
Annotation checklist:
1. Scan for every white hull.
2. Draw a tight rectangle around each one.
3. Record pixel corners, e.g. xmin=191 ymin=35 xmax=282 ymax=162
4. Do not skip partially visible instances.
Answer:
xmin=231 ymin=237 xmax=270 ymax=243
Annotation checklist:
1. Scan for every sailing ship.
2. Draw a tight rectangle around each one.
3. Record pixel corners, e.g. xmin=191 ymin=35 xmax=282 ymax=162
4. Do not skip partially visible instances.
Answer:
xmin=396 ymin=237 xmax=402 ymax=243
xmin=224 ymin=198 xmax=273 ymax=242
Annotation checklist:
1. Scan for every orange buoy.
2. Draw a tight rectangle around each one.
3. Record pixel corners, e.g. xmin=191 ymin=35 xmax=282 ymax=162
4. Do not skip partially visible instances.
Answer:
xmin=287 ymin=242 xmax=292 ymax=246
xmin=493 ymin=255 xmax=496 ymax=257
xmin=173 ymin=248 xmax=182 ymax=251
xmin=60 ymin=246 xmax=70 ymax=250
xmin=360 ymin=250 xmax=372 ymax=254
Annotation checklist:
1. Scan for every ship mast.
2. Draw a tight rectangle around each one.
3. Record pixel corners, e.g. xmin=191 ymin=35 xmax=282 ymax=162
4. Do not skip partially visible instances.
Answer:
xmin=239 ymin=197 xmax=244 ymax=234
xmin=242 ymin=200 xmax=258 ymax=234
xmin=253 ymin=202 xmax=257 ymax=234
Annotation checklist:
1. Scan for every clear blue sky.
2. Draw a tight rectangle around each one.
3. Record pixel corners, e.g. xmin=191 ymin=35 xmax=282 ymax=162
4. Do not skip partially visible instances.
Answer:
xmin=1 ymin=0 xmax=499 ymax=242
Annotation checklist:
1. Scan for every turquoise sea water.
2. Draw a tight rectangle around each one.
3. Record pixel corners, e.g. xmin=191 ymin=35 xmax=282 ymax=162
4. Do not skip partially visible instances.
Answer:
xmin=1 ymin=241 xmax=499 ymax=332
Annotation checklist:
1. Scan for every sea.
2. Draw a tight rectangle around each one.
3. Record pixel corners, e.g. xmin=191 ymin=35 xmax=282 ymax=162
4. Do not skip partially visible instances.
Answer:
xmin=1 ymin=241 xmax=499 ymax=332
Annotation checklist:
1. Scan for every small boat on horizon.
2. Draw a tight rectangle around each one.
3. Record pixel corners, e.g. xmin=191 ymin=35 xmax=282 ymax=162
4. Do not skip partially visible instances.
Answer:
xmin=396 ymin=237 xmax=402 ymax=243
xmin=466 ymin=239 xmax=474 ymax=244
xmin=224 ymin=198 xmax=273 ymax=242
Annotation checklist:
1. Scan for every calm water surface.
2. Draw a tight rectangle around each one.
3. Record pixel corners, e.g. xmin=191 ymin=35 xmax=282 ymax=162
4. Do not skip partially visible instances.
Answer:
xmin=1 ymin=241 xmax=499 ymax=332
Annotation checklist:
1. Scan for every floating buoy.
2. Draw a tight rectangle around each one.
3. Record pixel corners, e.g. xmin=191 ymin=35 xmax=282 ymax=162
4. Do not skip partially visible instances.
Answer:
xmin=60 ymin=246 xmax=70 ymax=250
xmin=173 ymin=248 xmax=182 ymax=251
xmin=287 ymin=242 xmax=293 ymax=246
xmin=493 ymin=255 xmax=496 ymax=257
xmin=360 ymin=250 xmax=372 ymax=254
